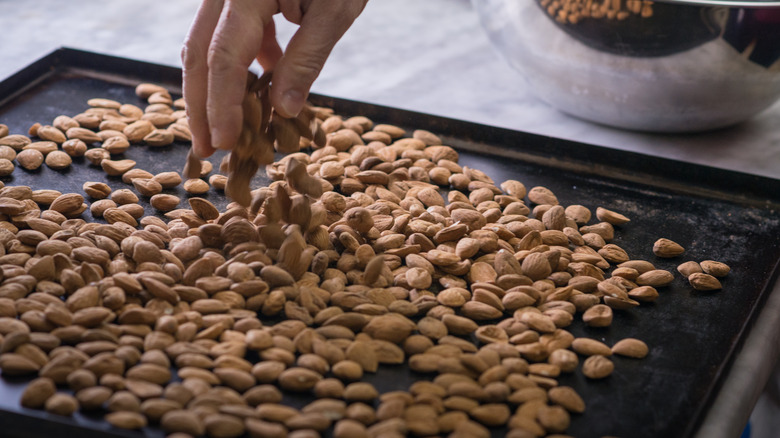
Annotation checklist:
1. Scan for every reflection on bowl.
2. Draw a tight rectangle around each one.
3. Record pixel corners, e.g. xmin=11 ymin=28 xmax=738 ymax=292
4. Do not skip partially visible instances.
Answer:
xmin=472 ymin=0 xmax=780 ymax=132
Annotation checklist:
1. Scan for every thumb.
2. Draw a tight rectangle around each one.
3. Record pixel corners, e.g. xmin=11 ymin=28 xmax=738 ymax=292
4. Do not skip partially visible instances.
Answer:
xmin=270 ymin=5 xmax=360 ymax=118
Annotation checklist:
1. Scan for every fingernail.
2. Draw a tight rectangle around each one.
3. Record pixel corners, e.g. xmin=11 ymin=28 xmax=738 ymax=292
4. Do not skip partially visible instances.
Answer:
xmin=210 ymin=127 xmax=225 ymax=150
xmin=279 ymin=89 xmax=304 ymax=118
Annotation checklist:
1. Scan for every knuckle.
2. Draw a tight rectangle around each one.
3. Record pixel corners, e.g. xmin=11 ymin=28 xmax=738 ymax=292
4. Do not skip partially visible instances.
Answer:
xmin=181 ymin=40 xmax=204 ymax=71
xmin=206 ymin=41 xmax=236 ymax=74
xmin=290 ymin=57 xmax=324 ymax=82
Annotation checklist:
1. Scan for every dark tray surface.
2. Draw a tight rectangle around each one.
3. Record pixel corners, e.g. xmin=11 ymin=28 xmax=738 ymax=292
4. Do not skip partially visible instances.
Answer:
xmin=0 ymin=48 xmax=779 ymax=438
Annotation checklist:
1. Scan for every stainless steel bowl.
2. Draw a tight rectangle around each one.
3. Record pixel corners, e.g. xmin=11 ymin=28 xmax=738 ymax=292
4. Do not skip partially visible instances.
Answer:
xmin=472 ymin=0 xmax=780 ymax=132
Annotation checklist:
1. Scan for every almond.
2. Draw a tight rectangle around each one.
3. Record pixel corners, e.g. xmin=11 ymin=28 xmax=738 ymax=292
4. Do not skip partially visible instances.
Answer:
xmin=700 ymin=260 xmax=730 ymax=277
xmin=0 ymin=159 xmax=14 ymax=176
xmin=83 ymin=182 xmax=112 ymax=199
xmin=23 ymin=141 xmax=58 ymax=155
xmin=653 ymin=238 xmax=685 ymax=258
xmin=101 ymin=159 xmax=136 ymax=176
xmin=66 ymin=127 xmax=102 ymax=143
xmin=36 ymin=125 xmax=66 ymax=144
xmin=132 ymin=178 xmax=163 ymax=197
xmin=123 ymin=120 xmax=155 ymax=143
xmin=596 ymin=206 xmax=631 ymax=225
xmin=0 ymin=134 xmax=31 ymax=150
xmin=20 ymin=377 xmax=56 ymax=408
xmin=183 ymin=178 xmax=209 ymax=194
xmin=104 ymin=208 xmax=138 ymax=227
xmin=582 ymin=355 xmax=613 ymax=379
xmin=44 ymin=151 xmax=72 ymax=170
xmin=105 ymin=411 xmax=148 ymax=429
xmin=677 ymin=260 xmax=702 ymax=276
xmin=636 ymin=269 xmax=674 ymax=287
xmin=85 ymin=148 xmax=110 ymax=165
xmin=50 ymin=193 xmax=84 ymax=214
xmin=150 ymin=194 xmax=180 ymax=212
xmin=16 ymin=149 xmax=44 ymax=170
xmin=152 ymin=171 xmax=182 ymax=188
xmin=548 ymin=386 xmax=585 ymax=413
xmin=612 ymin=338 xmax=649 ymax=358
xmin=135 ymin=83 xmax=169 ymax=99
xmin=144 ymin=129 xmax=174 ymax=146
xmin=688 ymin=272 xmax=722 ymax=291
xmin=102 ymin=136 xmax=130 ymax=154
xmin=88 ymin=98 xmax=121 ymax=109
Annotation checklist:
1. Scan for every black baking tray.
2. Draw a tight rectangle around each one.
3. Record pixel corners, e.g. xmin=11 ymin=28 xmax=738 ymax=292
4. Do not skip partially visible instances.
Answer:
xmin=0 ymin=48 xmax=779 ymax=438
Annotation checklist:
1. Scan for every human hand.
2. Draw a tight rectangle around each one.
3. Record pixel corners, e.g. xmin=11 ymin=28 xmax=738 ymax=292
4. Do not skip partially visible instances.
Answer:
xmin=182 ymin=0 xmax=368 ymax=158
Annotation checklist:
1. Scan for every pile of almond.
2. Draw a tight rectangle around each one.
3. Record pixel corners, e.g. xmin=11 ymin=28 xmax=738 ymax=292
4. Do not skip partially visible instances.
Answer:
xmin=540 ymin=0 xmax=654 ymax=24
xmin=0 ymin=80 xmax=728 ymax=438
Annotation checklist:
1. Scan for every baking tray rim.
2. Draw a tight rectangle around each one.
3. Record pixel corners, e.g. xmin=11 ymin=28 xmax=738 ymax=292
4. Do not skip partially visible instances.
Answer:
xmin=0 ymin=47 xmax=779 ymax=438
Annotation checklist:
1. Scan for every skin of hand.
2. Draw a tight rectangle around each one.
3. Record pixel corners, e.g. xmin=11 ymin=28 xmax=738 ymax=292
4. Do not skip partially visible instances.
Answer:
xmin=182 ymin=0 xmax=368 ymax=159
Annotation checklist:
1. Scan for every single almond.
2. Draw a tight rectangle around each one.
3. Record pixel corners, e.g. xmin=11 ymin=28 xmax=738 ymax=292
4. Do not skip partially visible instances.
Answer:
xmin=101 ymin=159 xmax=136 ymax=176
xmin=612 ymin=338 xmax=649 ymax=358
xmin=111 ymin=189 xmax=139 ymax=205
xmin=688 ymin=272 xmax=722 ymax=291
xmin=141 ymin=113 xmax=176 ymax=128
xmin=169 ymin=123 xmax=192 ymax=142
xmin=23 ymin=141 xmax=58 ymax=155
xmin=104 ymin=208 xmax=138 ymax=227
xmin=119 ymin=105 xmax=144 ymax=121
xmin=102 ymin=136 xmax=130 ymax=154
xmin=16 ymin=149 xmax=44 ymax=170
xmin=188 ymin=197 xmax=219 ymax=221
xmin=132 ymin=178 xmax=163 ymax=197
xmin=653 ymin=238 xmax=685 ymax=258
xmin=121 ymin=168 xmax=155 ymax=184
xmin=44 ymin=151 xmax=72 ymax=170
xmin=73 ymin=113 xmax=101 ymax=129
xmin=0 ymin=145 xmax=16 ymax=160
xmin=36 ymin=125 xmax=66 ymax=144
xmin=152 ymin=171 xmax=182 ymax=188
xmin=123 ymin=120 xmax=155 ymax=143
xmin=582 ymin=355 xmax=613 ymax=379
xmin=677 ymin=261 xmax=702 ymax=277
xmin=596 ymin=207 xmax=631 ymax=225
xmin=66 ymin=127 xmax=102 ymax=144
xmin=0 ymin=159 xmax=14 ymax=176
xmin=183 ymin=179 xmax=209 ymax=194
xmin=88 ymin=98 xmax=121 ymax=109
xmin=150 ymin=194 xmax=180 ymax=212
xmin=50 ymin=193 xmax=84 ymax=214
xmin=0 ymin=134 xmax=32 ymax=151
xmin=209 ymin=174 xmax=227 ymax=190
xmin=636 ymin=269 xmax=675 ymax=287
xmin=700 ymin=260 xmax=730 ymax=277
xmin=135 ymin=83 xmax=168 ymax=99
xmin=85 ymin=148 xmax=110 ymax=165
xmin=144 ymin=129 xmax=175 ymax=147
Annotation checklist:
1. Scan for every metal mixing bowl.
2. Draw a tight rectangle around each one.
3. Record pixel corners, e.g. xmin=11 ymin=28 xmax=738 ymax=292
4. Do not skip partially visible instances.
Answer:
xmin=472 ymin=0 xmax=780 ymax=132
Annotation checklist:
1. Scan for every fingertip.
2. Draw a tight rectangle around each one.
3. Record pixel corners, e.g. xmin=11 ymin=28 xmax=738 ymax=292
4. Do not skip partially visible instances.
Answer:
xmin=276 ymin=88 xmax=306 ymax=118
xmin=192 ymin=142 xmax=215 ymax=159
xmin=190 ymin=128 xmax=215 ymax=159
xmin=210 ymin=125 xmax=228 ymax=151
xmin=209 ymin=113 xmax=242 ymax=150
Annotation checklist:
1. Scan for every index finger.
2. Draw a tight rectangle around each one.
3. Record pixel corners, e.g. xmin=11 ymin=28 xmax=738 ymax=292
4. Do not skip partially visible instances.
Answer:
xmin=206 ymin=0 xmax=278 ymax=151
xmin=182 ymin=0 xmax=224 ymax=158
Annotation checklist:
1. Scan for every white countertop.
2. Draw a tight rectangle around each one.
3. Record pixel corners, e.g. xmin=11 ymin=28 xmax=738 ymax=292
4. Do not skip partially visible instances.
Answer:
xmin=2 ymin=0 xmax=778 ymax=180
